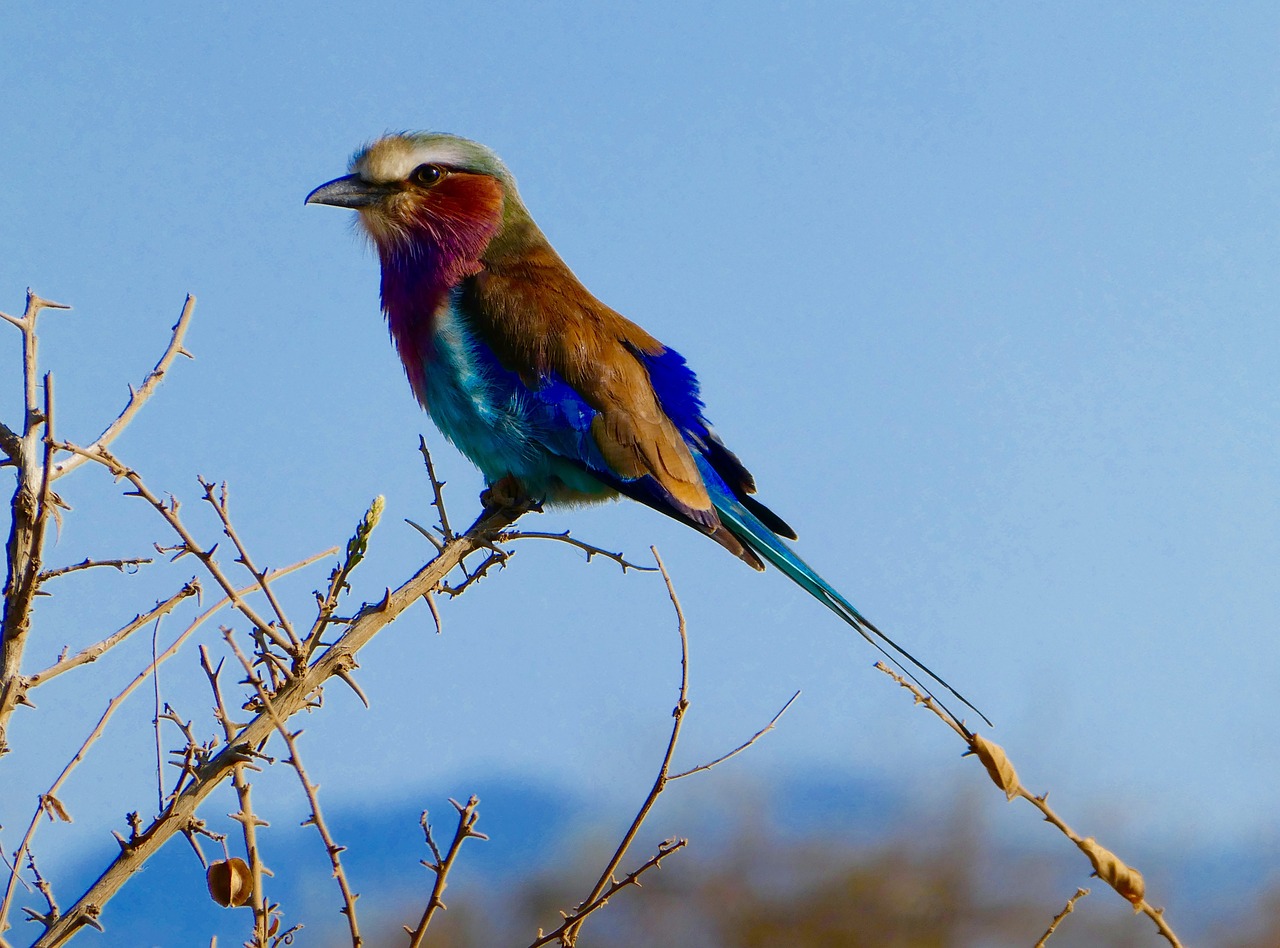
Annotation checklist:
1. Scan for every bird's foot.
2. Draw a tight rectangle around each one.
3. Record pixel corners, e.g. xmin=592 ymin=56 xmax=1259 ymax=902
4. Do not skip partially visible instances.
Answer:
xmin=480 ymin=475 xmax=540 ymax=513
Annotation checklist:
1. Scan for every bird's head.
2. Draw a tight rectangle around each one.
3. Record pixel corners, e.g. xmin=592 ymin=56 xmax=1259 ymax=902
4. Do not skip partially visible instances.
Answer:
xmin=306 ymin=132 xmax=527 ymax=263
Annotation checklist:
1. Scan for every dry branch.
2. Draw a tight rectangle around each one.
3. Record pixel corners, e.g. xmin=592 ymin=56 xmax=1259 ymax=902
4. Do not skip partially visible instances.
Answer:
xmin=875 ymin=661 xmax=1184 ymax=947
xmin=49 ymin=295 xmax=194 ymax=481
xmin=25 ymin=582 xmax=200 ymax=689
xmin=224 ymin=633 xmax=362 ymax=948
xmin=538 ymin=548 xmax=796 ymax=947
xmin=406 ymin=796 xmax=487 ymax=947
xmin=28 ymin=503 xmax=528 ymax=948
xmin=1034 ymin=887 xmax=1090 ymax=947
xmin=1 ymin=292 xmax=71 ymax=754
xmin=0 ymin=552 xmax=332 ymax=941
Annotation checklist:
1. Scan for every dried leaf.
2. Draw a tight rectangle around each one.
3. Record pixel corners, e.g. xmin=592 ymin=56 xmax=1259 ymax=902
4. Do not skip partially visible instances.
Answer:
xmin=969 ymin=733 xmax=1020 ymax=801
xmin=1076 ymin=837 xmax=1146 ymax=907
xmin=41 ymin=793 xmax=72 ymax=823
xmin=207 ymin=857 xmax=253 ymax=908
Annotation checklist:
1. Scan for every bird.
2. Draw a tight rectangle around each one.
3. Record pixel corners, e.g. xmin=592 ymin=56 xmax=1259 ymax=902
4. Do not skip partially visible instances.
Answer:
xmin=307 ymin=131 xmax=986 ymax=726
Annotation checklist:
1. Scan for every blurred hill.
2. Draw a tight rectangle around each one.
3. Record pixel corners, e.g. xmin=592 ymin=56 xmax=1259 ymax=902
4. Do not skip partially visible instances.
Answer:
xmin=45 ymin=770 xmax=1279 ymax=947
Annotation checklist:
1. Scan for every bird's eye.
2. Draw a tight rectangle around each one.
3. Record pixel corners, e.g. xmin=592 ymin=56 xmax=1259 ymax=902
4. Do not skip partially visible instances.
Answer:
xmin=410 ymin=164 xmax=445 ymax=188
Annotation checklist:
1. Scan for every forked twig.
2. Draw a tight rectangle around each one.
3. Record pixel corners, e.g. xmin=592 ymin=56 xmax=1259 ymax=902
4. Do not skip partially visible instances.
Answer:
xmin=540 ymin=547 xmax=796 ymax=947
xmin=50 ymin=295 xmax=195 ymax=480
xmin=1034 ymin=887 xmax=1090 ymax=947
xmin=406 ymin=796 xmax=487 ymax=946
xmin=670 ymin=690 xmax=800 ymax=780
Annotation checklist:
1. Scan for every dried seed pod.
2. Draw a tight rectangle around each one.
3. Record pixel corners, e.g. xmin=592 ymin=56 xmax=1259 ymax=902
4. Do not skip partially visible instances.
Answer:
xmin=207 ymin=857 xmax=253 ymax=908
xmin=969 ymin=733 xmax=1020 ymax=801
xmin=1076 ymin=837 xmax=1146 ymax=908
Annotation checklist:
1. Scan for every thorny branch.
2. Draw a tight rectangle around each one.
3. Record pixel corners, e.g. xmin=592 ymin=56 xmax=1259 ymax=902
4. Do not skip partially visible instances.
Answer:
xmin=37 ymin=557 xmax=152 ymax=585
xmin=49 ymin=295 xmax=195 ymax=480
xmin=200 ymin=479 xmax=301 ymax=652
xmin=417 ymin=435 xmax=453 ymax=542
xmin=1 ymin=290 xmax=71 ymax=754
xmin=530 ymin=838 xmax=689 ymax=948
xmin=0 ymin=553 xmax=330 ymax=941
xmin=540 ymin=547 xmax=796 ymax=948
xmin=1034 ymin=887 xmax=1090 ymax=948
xmin=29 ymin=502 xmax=530 ymax=948
xmin=496 ymin=530 xmax=658 ymax=573
xmin=875 ymin=662 xmax=1184 ymax=948
xmin=25 ymin=582 xmax=201 ymax=689
xmin=406 ymin=796 xmax=488 ymax=947
xmin=50 ymin=441 xmax=292 ymax=655
xmin=224 ymin=633 xmax=362 ymax=948
xmin=200 ymin=647 xmax=272 ymax=946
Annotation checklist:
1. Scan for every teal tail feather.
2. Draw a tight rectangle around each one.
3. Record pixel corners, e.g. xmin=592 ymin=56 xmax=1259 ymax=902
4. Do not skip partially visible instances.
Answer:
xmin=704 ymin=468 xmax=992 ymax=731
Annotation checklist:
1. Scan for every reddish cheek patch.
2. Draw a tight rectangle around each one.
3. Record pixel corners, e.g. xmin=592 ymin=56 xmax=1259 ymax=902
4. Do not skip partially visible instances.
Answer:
xmin=412 ymin=173 xmax=504 ymax=249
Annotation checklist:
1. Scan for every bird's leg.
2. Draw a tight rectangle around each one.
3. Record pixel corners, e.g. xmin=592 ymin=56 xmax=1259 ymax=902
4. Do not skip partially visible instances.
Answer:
xmin=480 ymin=474 xmax=539 ymax=512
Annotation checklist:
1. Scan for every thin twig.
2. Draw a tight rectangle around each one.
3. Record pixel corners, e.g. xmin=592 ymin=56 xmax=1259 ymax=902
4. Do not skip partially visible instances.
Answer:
xmin=20 ymin=854 xmax=58 ymax=931
xmin=200 ymin=479 xmax=301 ymax=651
xmin=406 ymin=797 xmax=487 ymax=947
xmin=438 ymin=549 xmax=510 ymax=598
xmin=528 ymin=839 xmax=687 ymax=948
xmin=50 ymin=295 xmax=195 ymax=480
xmin=37 ymin=557 xmax=152 ymax=584
xmin=497 ymin=530 xmax=657 ymax=573
xmin=557 ymin=547 xmax=690 ymax=945
xmin=226 ymin=630 xmax=362 ymax=946
xmin=417 ymin=437 xmax=453 ymax=541
xmin=874 ymin=662 xmax=1184 ymax=947
xmin=201 ymin=647 xmax=271 ymax=945
xmin=26 ymin=582 xmax=200 ymax=689
xmin=49 ymin=442 xmax=292 ymax=654
xmin=1034 ymin=887 xmax=1090 ymax=948
xmin=670 ymin=690 xmax=800 ymax=780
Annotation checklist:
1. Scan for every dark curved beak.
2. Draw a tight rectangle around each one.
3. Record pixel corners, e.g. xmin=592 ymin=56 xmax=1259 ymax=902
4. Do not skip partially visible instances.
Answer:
xmin=305 ymin=174 xmax=386 ymax=208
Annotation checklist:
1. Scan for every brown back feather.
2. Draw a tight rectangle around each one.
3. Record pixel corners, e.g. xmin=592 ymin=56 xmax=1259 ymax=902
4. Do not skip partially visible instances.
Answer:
xmin=470 ymin=233 xmax=713 ymax=519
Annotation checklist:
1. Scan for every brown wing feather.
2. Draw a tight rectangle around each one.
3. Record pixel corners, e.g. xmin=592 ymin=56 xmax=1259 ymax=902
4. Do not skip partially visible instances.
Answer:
xmin=469 ymin=232 xmax=713 ymax=519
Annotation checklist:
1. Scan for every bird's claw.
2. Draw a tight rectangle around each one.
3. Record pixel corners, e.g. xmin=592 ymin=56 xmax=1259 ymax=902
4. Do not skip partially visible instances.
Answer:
xmin=480 ymin=474 xmax=536 ymax=512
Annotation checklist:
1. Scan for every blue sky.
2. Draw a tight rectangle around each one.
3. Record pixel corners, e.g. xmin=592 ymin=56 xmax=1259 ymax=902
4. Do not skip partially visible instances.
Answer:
xmin=3 ymin=0 xmax=1279 ymax=937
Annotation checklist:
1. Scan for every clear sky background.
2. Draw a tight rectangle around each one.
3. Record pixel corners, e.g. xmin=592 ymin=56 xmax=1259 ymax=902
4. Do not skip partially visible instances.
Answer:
xmin=3 ymin=0 xmax=1279 ymax=939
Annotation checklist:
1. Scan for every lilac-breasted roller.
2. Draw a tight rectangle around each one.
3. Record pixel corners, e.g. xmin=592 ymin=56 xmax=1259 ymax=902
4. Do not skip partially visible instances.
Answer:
xmin=307 ymin=132 xmax=984 ymax=724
